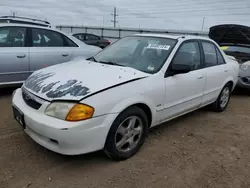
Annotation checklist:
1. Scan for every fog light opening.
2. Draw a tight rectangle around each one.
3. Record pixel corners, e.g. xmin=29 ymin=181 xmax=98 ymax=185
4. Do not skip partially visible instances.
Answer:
xmin=50 ymin=138 xmax=58 ymax=144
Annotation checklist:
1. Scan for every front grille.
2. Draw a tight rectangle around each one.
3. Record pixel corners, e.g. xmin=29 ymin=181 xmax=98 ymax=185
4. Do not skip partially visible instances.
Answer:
xmin=22 ymin=90 xmax=42 ymax=110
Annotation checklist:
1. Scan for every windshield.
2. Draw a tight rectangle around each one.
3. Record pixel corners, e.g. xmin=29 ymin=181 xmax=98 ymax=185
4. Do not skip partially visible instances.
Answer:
xmin=93 ymin=36 xmax=177 ymax=74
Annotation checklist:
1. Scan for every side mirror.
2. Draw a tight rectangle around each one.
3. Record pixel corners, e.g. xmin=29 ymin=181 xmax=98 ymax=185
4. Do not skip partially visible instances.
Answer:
xmin=170 ymin=63 xmax=193 ymax=75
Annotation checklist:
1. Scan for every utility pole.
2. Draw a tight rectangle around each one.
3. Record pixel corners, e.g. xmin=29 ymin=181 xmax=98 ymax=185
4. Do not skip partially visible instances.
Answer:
xmin=111 ymin=7 xmax=118 ymax=27
xmin=201 ymin=17 xmax=205 ymax=31
xmin=11 ymin=11 xmax=17 ymax=17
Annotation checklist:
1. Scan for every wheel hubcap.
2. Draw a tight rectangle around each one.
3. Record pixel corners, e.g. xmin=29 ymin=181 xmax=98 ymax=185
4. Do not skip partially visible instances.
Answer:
xmin=115 ymin=116 xmax=143 ymax=152
xmin=220 ymin=87 xmax=230 ymax=108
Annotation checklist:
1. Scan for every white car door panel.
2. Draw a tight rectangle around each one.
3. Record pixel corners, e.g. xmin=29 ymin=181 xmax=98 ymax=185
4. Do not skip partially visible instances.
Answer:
xmin=202 ymin=65 xmax=227 ymax=105
xmin=29 ymin=48 xmax=72 ymax=72
xmin=161 ymin=69 xmax=205 ymax=122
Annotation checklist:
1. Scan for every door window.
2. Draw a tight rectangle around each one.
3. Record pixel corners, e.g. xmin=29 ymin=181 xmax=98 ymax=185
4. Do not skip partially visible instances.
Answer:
xmin=0 ymin=27 xmax=26 ymax=47
xmin=172 ymin=41 xmax=201 ymax=70
xmin=63 ymin=36 xmax=78 ymax=47
xmin=216 ymin=48 xmax=226 ymax=64
xmin=202 ymin=42 xmax=218 ymax=67
xmin=32 ymin=29 xmax=64 ymax=47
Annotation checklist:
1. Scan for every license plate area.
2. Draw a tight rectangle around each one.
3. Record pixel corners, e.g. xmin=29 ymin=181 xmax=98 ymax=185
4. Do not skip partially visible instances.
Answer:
xmin=13 ymin=106 xmax=26 ymax=129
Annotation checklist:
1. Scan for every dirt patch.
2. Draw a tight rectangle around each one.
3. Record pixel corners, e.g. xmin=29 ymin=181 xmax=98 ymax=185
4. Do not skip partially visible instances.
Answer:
xmin=0 ymin=88 xmax=250 ymax=188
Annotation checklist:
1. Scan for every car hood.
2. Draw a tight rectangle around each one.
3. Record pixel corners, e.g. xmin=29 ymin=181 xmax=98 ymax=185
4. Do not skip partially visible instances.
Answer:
xmin=209 ymin=24 xmax=250 ymax=46
xmin=23 ymin=60 xmax=149 ymax=101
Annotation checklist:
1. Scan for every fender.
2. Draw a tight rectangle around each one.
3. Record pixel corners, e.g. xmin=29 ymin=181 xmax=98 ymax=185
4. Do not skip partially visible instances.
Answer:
xmin=222 ymin=75 xmax=237 ymax=91
xmin=109 ymin=94 xmax=157 ymax=127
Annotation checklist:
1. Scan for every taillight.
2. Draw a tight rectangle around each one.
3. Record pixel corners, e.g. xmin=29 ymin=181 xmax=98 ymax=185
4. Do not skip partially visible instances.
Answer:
xmin=106 ymin=40 xmax=110 ymax=45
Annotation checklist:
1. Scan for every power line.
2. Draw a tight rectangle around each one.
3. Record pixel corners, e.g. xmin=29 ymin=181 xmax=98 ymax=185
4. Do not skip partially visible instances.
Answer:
xmin=111 ymin=7 xmax=118 ymax=27
xmin=116 ymin=0 xmax=248 ymax=10
xmin=119 ymin=6 xmax=249 ymax=17
xmin=119 ymin=12 xmax=250 ymax=18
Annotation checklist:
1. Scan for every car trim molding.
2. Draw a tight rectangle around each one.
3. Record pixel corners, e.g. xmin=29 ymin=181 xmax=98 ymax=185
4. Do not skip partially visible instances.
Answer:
xmin=79 ymin=76 xmax=148 ymax=101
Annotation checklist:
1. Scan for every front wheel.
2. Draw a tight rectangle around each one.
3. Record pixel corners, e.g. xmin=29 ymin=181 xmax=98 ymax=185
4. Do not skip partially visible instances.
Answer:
xmin=211 ymin=83 xmax=232 ymax=112
xmin=104 ymin=106 xmax=148 ymax=161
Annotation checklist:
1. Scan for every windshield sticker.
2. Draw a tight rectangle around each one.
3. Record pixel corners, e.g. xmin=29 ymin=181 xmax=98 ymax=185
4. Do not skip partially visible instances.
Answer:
xmin=147 ymin=65 xmax=155 ymax=71
xmin=148 ymin=40 xmax=160 ymax=45
xmin=147 ymin=44 xmax=170 ymax=50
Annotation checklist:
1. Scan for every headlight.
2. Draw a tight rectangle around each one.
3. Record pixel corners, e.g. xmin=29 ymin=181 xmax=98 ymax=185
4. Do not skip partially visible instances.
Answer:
xmin=45 ymin=102 xmax=94 ymax=121
xmin=240 ymin=64 xmax=249 ymax=71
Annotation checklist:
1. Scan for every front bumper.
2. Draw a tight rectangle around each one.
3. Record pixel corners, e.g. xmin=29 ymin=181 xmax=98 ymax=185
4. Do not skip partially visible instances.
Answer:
xmin=237 ymin=76 xmax=250 ymax=89
xmin=12 ymin=88 xmax=117 ymax=155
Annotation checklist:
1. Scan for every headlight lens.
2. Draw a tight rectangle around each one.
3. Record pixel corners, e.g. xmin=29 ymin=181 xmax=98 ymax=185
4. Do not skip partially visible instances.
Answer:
xmin=45 ymin=102 xmax=94 ymax=121
xmin=240 ymin=64 xmax=249 ymax=71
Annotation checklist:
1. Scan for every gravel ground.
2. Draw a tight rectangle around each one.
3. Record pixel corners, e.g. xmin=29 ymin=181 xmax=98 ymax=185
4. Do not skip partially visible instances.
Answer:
xmin=0 ymin=87 xmax=250 ymax=188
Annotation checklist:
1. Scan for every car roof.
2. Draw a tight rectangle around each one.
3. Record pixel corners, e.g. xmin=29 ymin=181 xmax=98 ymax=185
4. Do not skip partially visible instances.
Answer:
xmin=134 ymin=33 xmax=211 ymax=41
xmin=0 ymin=23 xmax=71 ymax=36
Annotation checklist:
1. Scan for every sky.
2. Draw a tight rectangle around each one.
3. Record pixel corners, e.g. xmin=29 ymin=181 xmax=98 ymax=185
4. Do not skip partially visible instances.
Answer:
xmin=0 ymin=0 xmax=250 ymax=31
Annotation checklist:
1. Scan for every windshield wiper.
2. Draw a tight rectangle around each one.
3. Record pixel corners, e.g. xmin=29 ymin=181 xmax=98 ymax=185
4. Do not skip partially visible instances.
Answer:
xmin=86 ymin=56 xmax=97 ymax=62
xmin=99 ymin=61 xmax=126 ymax=67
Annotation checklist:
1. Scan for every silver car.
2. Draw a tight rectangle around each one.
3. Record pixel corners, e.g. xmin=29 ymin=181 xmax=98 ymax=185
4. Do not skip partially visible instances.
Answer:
xmin=0 ymin=22 xmax=101 ymax=87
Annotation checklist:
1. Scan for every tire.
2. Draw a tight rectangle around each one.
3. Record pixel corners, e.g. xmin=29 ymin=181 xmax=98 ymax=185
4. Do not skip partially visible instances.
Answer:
xmin=104 ymin=106 xmax=149 ymax=161
xmin=211 ymin=83 xmax=232 ymax=112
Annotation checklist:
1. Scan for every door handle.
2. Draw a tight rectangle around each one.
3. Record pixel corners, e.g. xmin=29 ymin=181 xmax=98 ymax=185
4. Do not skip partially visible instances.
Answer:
xmin=17 ymin=55 xmax=26 ymax=58
xmin=62 ymin=53 xmax=69 ymax=57
xmin=197 ymin=75 xmax=204 ymax=79
xmin=224 ymin=69 xmax=228 ymax=72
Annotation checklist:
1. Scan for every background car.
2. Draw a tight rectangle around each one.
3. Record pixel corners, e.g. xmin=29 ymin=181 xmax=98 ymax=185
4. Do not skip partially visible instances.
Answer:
xmin=0 ymin=17 xmax=102 ymax=87
xmin=209 ymin=24 xmax=250 ymax=90
xmin=72 ymin=33 xmax=110 ymax=49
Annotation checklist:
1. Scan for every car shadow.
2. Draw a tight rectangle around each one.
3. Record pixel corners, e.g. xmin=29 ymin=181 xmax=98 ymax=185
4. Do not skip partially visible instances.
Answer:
xmin=232 ymin=87 xmax=249 ymax=96
xmin=0 ymin=87 xmax=19 ymax=98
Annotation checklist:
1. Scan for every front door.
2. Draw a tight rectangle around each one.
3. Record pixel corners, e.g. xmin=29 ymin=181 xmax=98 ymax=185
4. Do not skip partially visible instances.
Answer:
xmin=200 ymin=41 xmax=229 ymax=105
xmin=160 ymin=41 xmax=205 ymax=123
xmin=0 ymin=26 xmax=29 ymax=84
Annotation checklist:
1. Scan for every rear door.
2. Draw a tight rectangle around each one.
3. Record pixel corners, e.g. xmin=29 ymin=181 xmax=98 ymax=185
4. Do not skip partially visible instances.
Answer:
xmin=0 ymin=26 xmax=29 ymax=84
xmin=29 ymin=28 xmax=74 ymax=72
xmin=200 ymin=40 xmax=229 ymax=105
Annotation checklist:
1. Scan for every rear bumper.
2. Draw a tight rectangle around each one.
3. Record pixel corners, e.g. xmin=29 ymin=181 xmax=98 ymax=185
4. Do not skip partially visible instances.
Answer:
xmin=12 ymin=88 xmax=117 ymax=155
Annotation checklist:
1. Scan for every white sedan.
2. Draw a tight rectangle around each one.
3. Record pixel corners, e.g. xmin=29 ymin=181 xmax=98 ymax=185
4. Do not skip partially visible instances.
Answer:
xmin=12 ymin=34 xmax=239 ymax=160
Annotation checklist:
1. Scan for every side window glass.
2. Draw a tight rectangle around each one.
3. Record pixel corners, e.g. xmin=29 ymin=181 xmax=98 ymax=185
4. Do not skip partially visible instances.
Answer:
xmin=0 ymin=27 xmax=26 ymax=47
xmin=32 ymin=29 xmax=64 ymax=47
xmin=172 ymin=41 xmax=201 ymax=70
xmin=202 ymin=42 xmax=217 ymax=67
xmin=216 ymin=48 xmax=225 ymax=64
xmin=63 ymin=36 xmax=78 ymax=47
xmin=74 ymin=34 xmax=84 ymax=41
xmin=86 ymin=34 xmax=99 ymax=41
